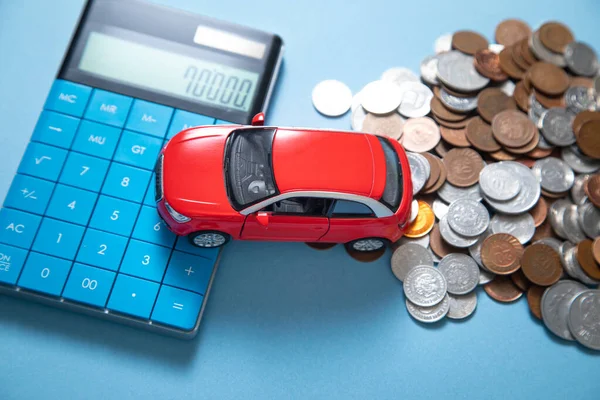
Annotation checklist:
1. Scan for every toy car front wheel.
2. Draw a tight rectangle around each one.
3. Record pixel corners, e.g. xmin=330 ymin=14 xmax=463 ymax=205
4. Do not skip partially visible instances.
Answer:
xmin=347 ymin=238 xmax=388 ymax=252
xmin=188 ymin=231 xmax=230 ymax=248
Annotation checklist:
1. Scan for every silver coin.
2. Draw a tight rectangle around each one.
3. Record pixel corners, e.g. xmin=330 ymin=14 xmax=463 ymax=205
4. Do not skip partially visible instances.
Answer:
xmin=351 ymin=91 xmax=363 ymax=112
xmin=434 ymin=33 xmax=453 ymax=54
xmin=561 ymin=145 xmax=600 ymax=174
xmin=565 ymin=86 xmax=597 ymax=113
xmin=534 ymin=237 xmax=563 ymax=254
xmin=479 ymin=163 xmax=522 ymax=201
xmin=568 ymin=290 xmax=600 ymax=350
xmin=381 ymin=67 xmax=420 ymax=87
xmin=396 ymin=235 xmax=431 ymax=249
xmin=437 ymin=182 xmax=482 ymax=204
xmin=563 ymin=205 xmax=587 ymax=244
xmin=447 ymin=292 xmax=477 ymax=319
xmin=469 ymin=229 xmax=492 ymax=268
xmin=351 ymin=106 xmax=367 ymax=131
xmin=391 ymin=243 xmax=434 ymax=282
xmin=578 ymin=202 xmax=600 ymax=238
xmin=439 ymin=216 xmax=478 ymax=248
xmin=548 ymin=199 xmax=571 ymax=240
xmin=540 ymin=108 xmax=576 ymax=147
xmin=409 ymin=199 xmax=419 ymax=223
xmin=490 ymin=213 xmax=536 ymax=244
xmin=479 ymin=268 xmax=495 ymax=285
xmin=403 ymin=265 xmax=447 ymax=307
xmin=420 ymin=55 xmax=439 ymax=86
xmin=483 ymin=162 xmax=540 ymax=214
xmin=446 ymin=199 xmax=490 ymax=237
xmin=564 ymin=41 xmax=599 ymax=77
xmin=564 ymin=246 xmax=600 ymax=286
xmin=397 ymin=82 xmax=434 ymax=118
xmin=537 ymin=132 xmax=554 ymax=150
xmin=311 ymin=80 xmax=353 ymax=117
xmin=438 ymin=253 xmax=480 ymax=295
xmin=432 ymin=199 xmax=449 ymax=220
xmin=438 ymin=88 xmax=478 ymax=113
xmin=360 ymin=80 xmax=403 ymax=115
xmin=571 ymin=174 xmax=591 ymax=205
xmin=529 ymin=31 xmax=566 ymax=67
xmin=407 ymin=152 xmax=431 ymax=195
xmin=405 ymin=294 xmax=449 ymax=323
xmin=541 ymin=280 xmax=588 ymax=341
xmin=362 ymin=112 xmax=405 ymax=140
xmin=436 ymin=51 xmax=490 ymax=92
xmin=499 ymin=80 xmax=516 ymax=97
xmin=531 ymin=157 xmax=575 ymax=194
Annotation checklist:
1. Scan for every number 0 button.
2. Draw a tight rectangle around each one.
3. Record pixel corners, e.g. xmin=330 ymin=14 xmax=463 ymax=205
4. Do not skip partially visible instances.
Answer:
xmin=101 ymin=162 xmax=150 ymax=203
xmin=18 ymin=252 xmax=71 ymax=296
xmin=62 ymin=263 xmax=116 ymax=307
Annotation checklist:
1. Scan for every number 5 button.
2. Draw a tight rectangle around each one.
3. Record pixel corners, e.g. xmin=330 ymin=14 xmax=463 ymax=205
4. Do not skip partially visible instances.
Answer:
xmin=101 ymin=162 xmax=150 ymax=203
xmin=62 ymin=263 xmax=115 ymax=307
xmin=89 ymin=196 xmax=140 ymax=236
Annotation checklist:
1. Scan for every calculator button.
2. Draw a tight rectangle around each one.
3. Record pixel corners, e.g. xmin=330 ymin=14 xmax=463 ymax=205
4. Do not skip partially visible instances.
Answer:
xmin=4 ymin=174 xmax=54 ymax=215
xmin=174 ymin=237 xmax=219 ymax=262
xmin=89 ymin=195 xmax=140 ymax=236
xmin=31 ymin=110 xmax=80 ymax=149
xmin=0 ymin=244 xmax=28 ymax=285
xmin=76 ymin=228 xmax=127 ymax=271
xmin=18 ymin=252 xmax=71 ymax=296
xmin=17 ymin=142 xmax=67 ymax=181
xmin=32 ymin=217 xmax=84 ymax=259
xmin=0 ymin=208 xmax=41 ymax=249
xmin=101 ymin=162 xmax=150 ymax=203
xmin=84 ymin=89 xmax=133 ymax=127
xmin=62 ymin=263 xmax=116 ymax=307
xmin=44 ymin=80 xmax=92 ymax=117
xmin=59 ymin=152 xmax=109 ymax=192
xmin=132 ymin=206 xmax=176 ymax=248
xmin=151 ymin=285 xmax=203 ymax=330
xmin=143 ymin=174 xmax=157 ymax=207
xmin=166 ymin=110 xmax=215 ymax=139
xmin=125 ymin=100 xmax=174 ymax=138
xmin=114 ymin=131 xmax=163 ymax=170
xmin=163 ymin=251 xmax=213 ymax=295
xmin=71 ymin=120 xmax=121 ymax=160
xmin=107 ymin=274 xmax=159 ymax=318
xmin=120 ymin=239 xmax=171 ymax=282
xmin=45 ymin=184 xmax=98 ymax=225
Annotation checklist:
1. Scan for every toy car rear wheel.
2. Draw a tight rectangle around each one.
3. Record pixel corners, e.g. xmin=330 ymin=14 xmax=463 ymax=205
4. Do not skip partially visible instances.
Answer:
xmin=188 ymin=231 xmax=230 ymax=248
xmin=347 ymin=237 xmax=388 ymax=252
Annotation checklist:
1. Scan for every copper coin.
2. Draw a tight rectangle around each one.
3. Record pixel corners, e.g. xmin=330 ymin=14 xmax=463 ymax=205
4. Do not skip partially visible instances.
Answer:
xmin=534 ymin=90 xmax=566 ymax=109
xmin=511 ymin=40 xmax=532 ymax=71
xmin=529 ymin=62 xmax=570 ymax=96
xmin=572 ymin=111 xmax=600 ymax=136
xmin=569 ymin=76 xmax=594 ymax=89
xmin=345 ymin=244 xmax=386 ymax=263
xmin=593 ymin=237 xmax=600 ymax=265
xmin=474 ymin=49 xmax=508 ymax=81
xmin=504 ymin=129 xmax=540 ymax=155
xmin=541 ymin=188 xmax=568 ymax=199
xmin=576 ymin=120 xmax=600 ymax=159
xmin=452 ymin=30 xmax=488 ymax=55
xmin=432 ymin=115 xmax=469 ymax=129
xmin=306 ymin=242 xmax=337 ymax=250
xmin=478 ymin=88 xmax=518 ymax=123
xmin=528 ymin=197 xmax=548 ymax=227
xmin=434 ymin=139 xmax=451 ymax=158
xmin=465 ymin=116 xmax=501 ymax=152
xmin=531 ymin=219 xmax=557 ymax=242
xmin=522 ymin=70 xmax=533 ymax=93
xmin=481 ymin=233 xmax=523 ymax=275
xmin=511 ymin=269 xmax=531 ymax=292
xmin=513 ymin=81 xmax=530 ymax=111
xmin=422 ymin=153 xmax=441 ymax=190
xmin=422 ymin=156 xmax=448 ymax=194
xmin=443 ymin=148 xmax=484 ymax=187
xmin=489 ymin=149 xmax=517 ymax=161
xmin=515 ymin=157 xmax=537 ymax=168
xmin=430 ymin=97 xmax=467 ymax=122
xmin=526 ymin=146 xmax=554 ymax=159
xmin=440 ymin=83 xmax=479 ymax=98
xmin=404 ymin=200 xmax=435 ymax=238
xmin=484 ymin=276 xmax=523 ymax=303
xmin=495 ymin=19 xmax=532 ymax=46
xmin=539 ymin=21 xmax=574 ymax=54
xmin=440 ymin=126 xmax=470 ymax=147
xmin=492 ymin=109 xmax=537 ymax=147
xmin=527 ymin=285 xmax=545 ymax=320
xmin=576 ymin=239 xmax=600 ymax=280
xmin=519 ymin=38 xmax=538 ymax=65
xmin=498 ymin=46 xmax=525 ymax=80
xmin=429 ymin=224 xmax=466 ymax=258
xmin=520 ymin=243 xmax=562 ymax=286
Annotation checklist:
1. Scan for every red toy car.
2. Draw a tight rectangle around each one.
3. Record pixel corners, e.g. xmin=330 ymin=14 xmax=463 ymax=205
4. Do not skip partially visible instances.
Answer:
xmin=156 ymin=116 xmax=413 ymax=252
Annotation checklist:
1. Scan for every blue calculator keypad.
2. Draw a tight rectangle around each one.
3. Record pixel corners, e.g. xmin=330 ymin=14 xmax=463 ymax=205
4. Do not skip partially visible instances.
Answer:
xmin=0 ymin=79 xmax=222 ymax=337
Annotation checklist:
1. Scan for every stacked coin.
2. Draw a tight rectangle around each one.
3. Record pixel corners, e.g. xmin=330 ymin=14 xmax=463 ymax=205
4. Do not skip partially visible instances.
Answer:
xmin=312 ymin=19 xmax=600 ymax=348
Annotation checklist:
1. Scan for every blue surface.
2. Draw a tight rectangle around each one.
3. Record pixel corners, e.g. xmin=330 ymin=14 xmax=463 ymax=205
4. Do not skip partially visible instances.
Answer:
xmin=1 ymin=0 xmax=600 ymax=399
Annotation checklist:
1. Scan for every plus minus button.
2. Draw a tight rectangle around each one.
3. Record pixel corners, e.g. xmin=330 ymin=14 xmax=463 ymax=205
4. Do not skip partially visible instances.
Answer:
xmin=185 ymin=266 xmax=194 ymax=276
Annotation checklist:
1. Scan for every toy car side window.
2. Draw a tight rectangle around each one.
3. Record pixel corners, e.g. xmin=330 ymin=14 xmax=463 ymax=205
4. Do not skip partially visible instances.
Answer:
xmin=329 ymin=200 xmax=375 ymax=218
xmin=263 ymin=197 xmax=332 ymax=216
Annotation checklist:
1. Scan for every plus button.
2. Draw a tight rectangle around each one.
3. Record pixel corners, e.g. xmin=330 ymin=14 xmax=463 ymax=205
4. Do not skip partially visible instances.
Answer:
xmin=184 ymin=266 xmax=194 ymax=276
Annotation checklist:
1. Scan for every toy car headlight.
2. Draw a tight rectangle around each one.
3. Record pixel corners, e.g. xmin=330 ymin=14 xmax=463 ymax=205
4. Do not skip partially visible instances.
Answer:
xmin=164 ymin=201 xmax=191 ymax=223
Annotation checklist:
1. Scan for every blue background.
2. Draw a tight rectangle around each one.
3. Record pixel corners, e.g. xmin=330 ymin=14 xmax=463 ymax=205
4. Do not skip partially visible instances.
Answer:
xmin=1 ymin=0 xmax=600 ymax=399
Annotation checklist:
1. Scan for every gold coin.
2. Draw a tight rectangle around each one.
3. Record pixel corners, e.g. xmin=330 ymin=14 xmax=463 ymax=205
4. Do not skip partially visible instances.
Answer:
xmin=404 ymin=200 xmax=435 ymax=238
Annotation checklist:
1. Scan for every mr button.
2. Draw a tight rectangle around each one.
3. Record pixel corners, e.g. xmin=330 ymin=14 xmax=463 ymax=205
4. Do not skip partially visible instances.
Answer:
xmin=84 ymin=89 xmax=133 ymax=127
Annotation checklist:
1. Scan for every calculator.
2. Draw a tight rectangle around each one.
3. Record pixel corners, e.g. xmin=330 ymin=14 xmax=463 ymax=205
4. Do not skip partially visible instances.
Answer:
xmin=0 ymin=0 xmax=283 ymax=339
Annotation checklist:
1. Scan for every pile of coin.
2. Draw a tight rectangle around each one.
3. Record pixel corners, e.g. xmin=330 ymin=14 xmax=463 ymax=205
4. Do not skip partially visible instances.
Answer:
xmin=312 ymin=19 xmax=600 ymax=351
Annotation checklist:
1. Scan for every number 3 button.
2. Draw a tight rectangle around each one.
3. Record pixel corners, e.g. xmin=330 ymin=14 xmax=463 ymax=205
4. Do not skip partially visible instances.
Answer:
xmin=101 ymin=162 xmax=150 ymax=203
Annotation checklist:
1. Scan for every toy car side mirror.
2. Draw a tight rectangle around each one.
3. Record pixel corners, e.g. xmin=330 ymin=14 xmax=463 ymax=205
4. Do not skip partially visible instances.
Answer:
xmin=256 ymin=211 xmax=269 ymax=226
xmin=251 ymin=112 xmax=265 ymax=126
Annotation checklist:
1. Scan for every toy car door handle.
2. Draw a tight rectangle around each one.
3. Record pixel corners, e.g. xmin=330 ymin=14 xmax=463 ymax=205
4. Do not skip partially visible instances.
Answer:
xmin=256 ymin=211 xmax=270 ymax=226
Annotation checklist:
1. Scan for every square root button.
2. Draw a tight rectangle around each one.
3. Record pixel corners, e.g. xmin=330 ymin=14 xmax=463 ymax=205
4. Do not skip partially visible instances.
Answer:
xmin=163 ymin=251 xmax=214 ymax=295
xmin=151 ymin=285 xmax=203 ymax=331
